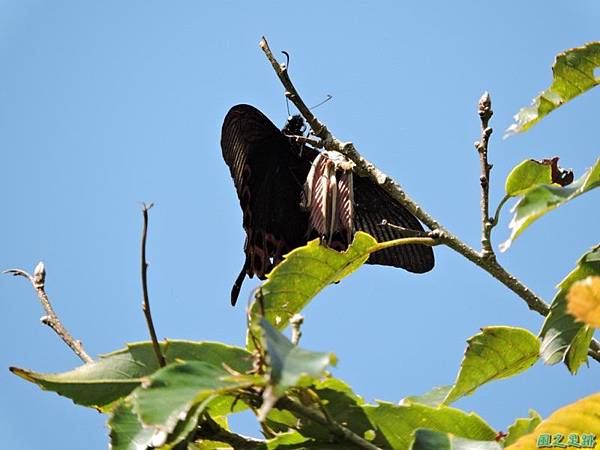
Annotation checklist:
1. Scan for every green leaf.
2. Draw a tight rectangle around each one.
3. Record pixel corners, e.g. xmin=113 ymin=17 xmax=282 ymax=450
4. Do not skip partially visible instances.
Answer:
xmin=565 ymin=325 xmax=595 ymax=373
xmin=505 ymin=392 xmax=600 ymax=449
xmin=264 ymin=407 xmax=299 ymax=434
xmin=258 ymin=431 xmax=350 ymax=449
xmin=295 ymin=378 xmax=384 ymax=447
xmin=109 ymin=400 xmax=158 ymax=450
xmin=9 ymin=344 xmax=158 ymax=411
xmin=258 ymin=319 xmax=336 ymax=421
xmin=504 ymin=160 xmax=557 ymax=197
xmin=189 ymin=442 xmax=230 ymax=450
xmin=191 ymin=430 xmax=352 ymax=449
xmin=411 ymin=429 xmax=502 ymax=450
xmin=261 ymin=319 xmax=336 ymax=396
xmin=500 ymin=159 xmax=600 ymax=251
xmin=132 ymin=361 xmax=259 ymax=435
xmin=192 ymin=431 xmax=360 ymax=450
xmin=506 ymin=42 xmax=600 ymax=136
xmin=539 ymin=245 xmax=600 ymax=372
xmin=314 ymin=378 xmax=365 ymax=406
xmin=159 ymin=396 xmax=247 ymax=450
xmin=363 ymin=401 xmax=497 ymax=450
xmin=184 ymin=416 xmax=231 ymax=450
xmin=10 ymin=340 xmax=252 ymax=411
xmin=261 ymin=431 xmax=310 ymax=448
xmin=402 ymin=386 xmax=454 ymax=407
xmin=443 ymin=327 xmax=539 ymax=405
xmin=503 ymin=410 xmax=542 ymax=447
xmin=204 ymin=395 xmax=249 ymax=418
xmin=248 ymin=232 xmax=379 ymax=336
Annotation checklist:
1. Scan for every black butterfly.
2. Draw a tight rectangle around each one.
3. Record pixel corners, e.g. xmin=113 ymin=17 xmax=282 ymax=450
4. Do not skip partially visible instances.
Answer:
xmin=221 ymin=104 xmax=434 ymax=305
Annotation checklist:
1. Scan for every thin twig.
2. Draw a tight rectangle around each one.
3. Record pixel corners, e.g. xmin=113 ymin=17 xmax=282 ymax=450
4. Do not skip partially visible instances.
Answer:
xmin=259 ymin=36 xmax=600 ymax=364
xmin=475 ymin=92 xmax=494 ymax=258
xmin=4 ymin=263 xmax=93 ymax=363
xmin=140 ymin=203 xmax=166 ymax=368
xmin=277 ymin=396 xmax=382 ymax=450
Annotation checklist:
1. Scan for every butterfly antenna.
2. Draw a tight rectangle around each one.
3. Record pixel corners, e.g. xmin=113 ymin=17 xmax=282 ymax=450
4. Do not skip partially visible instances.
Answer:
xmin=281 ymin=51 xmax=292 ymax=116
xmin=309 ymin=94 xmax=333 ymax=110
xmin=281 ymin=50 xmax=290 ymax=70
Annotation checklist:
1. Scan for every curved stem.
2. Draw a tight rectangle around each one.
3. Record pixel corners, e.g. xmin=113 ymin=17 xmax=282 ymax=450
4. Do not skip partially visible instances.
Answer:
xmin=491 ymin=194 xmax=510 ymax=227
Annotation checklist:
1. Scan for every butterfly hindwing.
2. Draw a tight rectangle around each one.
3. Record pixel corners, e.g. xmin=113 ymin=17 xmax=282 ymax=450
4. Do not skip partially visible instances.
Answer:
xmin=353 ymin=174 xmax=435 ymax=273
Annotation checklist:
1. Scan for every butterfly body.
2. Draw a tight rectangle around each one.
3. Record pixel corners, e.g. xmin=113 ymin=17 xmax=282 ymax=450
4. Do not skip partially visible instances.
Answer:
xmin=221 ymin=104 xmax=434 ymax=305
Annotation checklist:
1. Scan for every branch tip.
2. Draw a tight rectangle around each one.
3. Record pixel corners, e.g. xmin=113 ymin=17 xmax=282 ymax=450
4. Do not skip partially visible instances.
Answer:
xmin=5 ymin=262 xmax=93 ymax=363
xmin=475 ymin=91 xmax=495 ymax=257
xmin=33 ymin=261 xmax=45 ymax=287
xmin=478 ymin=91 xmax=493 ymax=125
xmin=140 ymin=204 xmax=166 ymax=368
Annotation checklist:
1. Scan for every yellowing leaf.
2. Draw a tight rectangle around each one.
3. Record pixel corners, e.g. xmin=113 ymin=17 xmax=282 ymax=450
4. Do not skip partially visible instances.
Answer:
xmin=567 ymin=276 xmax=600 ymax=328
xmin=505 ymin=392 xmax=600 ymax=449
xmin=539 ymin=245 xmax=600 ymax=373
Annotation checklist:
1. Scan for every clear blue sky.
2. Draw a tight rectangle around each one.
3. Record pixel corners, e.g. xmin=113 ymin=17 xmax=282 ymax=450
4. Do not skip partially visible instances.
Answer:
xmin=1 ymin=1 xmax=599 ymax=449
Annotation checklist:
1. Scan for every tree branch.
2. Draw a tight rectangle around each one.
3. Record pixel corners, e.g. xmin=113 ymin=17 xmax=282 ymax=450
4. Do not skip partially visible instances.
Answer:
xmin=193 ymin=391 xmax=383 ymax=450
xmin=475 ymin=92 xmax=494 ymax=258
xmin=277 ymin=396 xmax=382 ymax=450
xmin=259 ymin=36 xmax=600 ymax=364
xmin=4 ymin=263 xmax=93 ymax=363
xmin=238 ymin=389 xmax=381 ymax=450
xmin=140 ymin=203 xmax=166 ymax=368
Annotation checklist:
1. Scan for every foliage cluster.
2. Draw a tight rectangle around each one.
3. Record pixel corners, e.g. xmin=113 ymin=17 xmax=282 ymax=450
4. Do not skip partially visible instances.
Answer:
xmin=8 ymin=42 xmax=600 ymax=449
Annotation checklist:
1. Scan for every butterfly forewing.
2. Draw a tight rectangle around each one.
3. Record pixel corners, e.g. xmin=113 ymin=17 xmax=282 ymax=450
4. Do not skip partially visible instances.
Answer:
xmin=221 ymin=105 xmax=314 ymax=289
